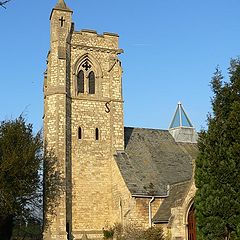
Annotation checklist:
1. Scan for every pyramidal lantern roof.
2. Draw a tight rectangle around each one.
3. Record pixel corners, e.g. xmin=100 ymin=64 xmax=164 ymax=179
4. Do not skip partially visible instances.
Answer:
xmin=169 ymin=102 xmax=193 ymax=129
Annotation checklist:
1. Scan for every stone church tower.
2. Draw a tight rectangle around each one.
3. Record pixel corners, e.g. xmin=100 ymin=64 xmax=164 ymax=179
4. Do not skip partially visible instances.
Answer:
xmin=43 ymin=0 xmax=124 ymax=239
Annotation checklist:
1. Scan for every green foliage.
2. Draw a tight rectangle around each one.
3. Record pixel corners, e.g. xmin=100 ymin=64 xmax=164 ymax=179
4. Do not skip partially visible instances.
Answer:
xmin=0 ymin=116 xmax=63 ymax=239
xmin=0 ymin=116 xmax=43 ymax=239
xmin=0 ymin=116 xmax=42 ymax=221
xmin=12 ymin=219 xmax=42 ymax=240
xmin=103 ymin=223 xmax=166 ymax=240
xmin=103 ymin=226 xmax=114 ymax=239
xmin=144 ymin=227 xmax=165 ymax=240
xmin=195 ymin=59 xmax=240 ymax=240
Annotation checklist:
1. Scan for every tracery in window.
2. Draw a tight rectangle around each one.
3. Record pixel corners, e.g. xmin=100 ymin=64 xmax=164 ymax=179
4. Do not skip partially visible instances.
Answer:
xmin=76 ymin=59 xmax=98 ymax=96
xmin=82 ymin=60 xmax=91 ymax=71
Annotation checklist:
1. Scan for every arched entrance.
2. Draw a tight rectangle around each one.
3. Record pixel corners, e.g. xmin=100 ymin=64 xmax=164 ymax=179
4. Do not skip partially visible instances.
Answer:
xmin=187 ymin=204 xmax=196 ymax=240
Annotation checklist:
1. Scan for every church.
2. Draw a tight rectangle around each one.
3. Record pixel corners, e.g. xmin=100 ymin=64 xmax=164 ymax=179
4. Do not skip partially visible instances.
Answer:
xmin=43 ymin=1 xmax=198 ymax=239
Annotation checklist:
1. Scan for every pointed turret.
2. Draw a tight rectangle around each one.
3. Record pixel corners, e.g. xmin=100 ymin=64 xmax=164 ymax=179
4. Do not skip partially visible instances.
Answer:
xmin=54 ymin=0 xmax=72 ymax=12
xmin=49 ymin=0 xmax=73 ymax=43
xmin=169 ymin=102 xmax=198 ymax=143
xmin=50 ymin=0 xmax=72 ymax=20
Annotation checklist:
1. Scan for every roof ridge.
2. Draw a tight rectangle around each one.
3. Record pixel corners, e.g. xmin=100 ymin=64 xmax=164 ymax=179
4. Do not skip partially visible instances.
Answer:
xmin=170 ymin=180 xmax=192 ymax=187
xmin=124 ymin=126 xmax=169 ymax=131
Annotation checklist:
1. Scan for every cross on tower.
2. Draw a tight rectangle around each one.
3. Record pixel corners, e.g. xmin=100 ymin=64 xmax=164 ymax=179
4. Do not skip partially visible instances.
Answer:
xmin=59 ymin=16 xmax=65 ymax=27
xmin=82 ymin=61 xmax=91 ymax=71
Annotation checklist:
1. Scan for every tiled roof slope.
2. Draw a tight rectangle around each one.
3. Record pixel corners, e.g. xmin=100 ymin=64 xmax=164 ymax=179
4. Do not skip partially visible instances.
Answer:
xmin=115 ymin=127 xmax=198 ymax=196
xmin=152 ymin=181 xmax=192 ymax=223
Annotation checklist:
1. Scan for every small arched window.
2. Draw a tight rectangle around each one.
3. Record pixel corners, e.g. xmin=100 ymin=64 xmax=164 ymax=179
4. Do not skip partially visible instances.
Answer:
xmin=78 ymin=127 xmax=82 ymax=140
xmin=89 ymin=71 xmax=95 ymax=94
xmin=95 ymin=128 xmax=99 ymax=141
xmin=77 ymin=70 xmax=84 ymax=94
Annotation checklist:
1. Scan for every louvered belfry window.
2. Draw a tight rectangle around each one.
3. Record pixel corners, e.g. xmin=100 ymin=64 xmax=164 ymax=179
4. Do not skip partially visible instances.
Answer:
xmin=77 ymin=70 xmax=84 ymax=94
xmin=88 ymin=71 xmax=95 ymax=94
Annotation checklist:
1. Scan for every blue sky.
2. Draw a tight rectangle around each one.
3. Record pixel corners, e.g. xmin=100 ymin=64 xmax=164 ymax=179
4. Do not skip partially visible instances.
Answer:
xmin=0 ymin=0 xmax=240 ymax=132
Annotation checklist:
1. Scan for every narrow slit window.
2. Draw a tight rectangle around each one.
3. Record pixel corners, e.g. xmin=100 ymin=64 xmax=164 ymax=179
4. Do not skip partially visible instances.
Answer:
xmin=77 ymin=70 xmax=84 ymax=94
xmin=95 ymin=128 xmax=99 ymax=141
xmin=89 ymin=71 xmax=95 ymax=94
xmin=78 ymin=127 xmax=82 ymax=140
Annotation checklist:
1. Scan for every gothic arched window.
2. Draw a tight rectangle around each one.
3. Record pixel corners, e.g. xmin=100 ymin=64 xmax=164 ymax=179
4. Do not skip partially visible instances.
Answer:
xmin=89 ymin=71 xmax=95 ymax=94
xmin=77 ymin=70 xmax=84 ymax=94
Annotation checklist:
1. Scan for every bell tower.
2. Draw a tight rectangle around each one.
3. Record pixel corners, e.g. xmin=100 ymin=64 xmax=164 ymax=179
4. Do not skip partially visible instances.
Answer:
xmin=44 ymin=0 xmax=124 ymax=239
xmin=68 ymin=30 xmax=124 ymax=240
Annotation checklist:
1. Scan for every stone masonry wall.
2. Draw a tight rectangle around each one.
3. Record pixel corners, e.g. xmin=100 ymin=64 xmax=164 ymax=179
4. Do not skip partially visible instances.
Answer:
xmin=170 ymin=181 xmax=196 ymax=240
xmin=43 ymin=6 xmax=72 ymax=240
xmin=69 ymin=30 xmax=124 ymax=239
xmin=111 ymin=157 xmax=163 ymax=230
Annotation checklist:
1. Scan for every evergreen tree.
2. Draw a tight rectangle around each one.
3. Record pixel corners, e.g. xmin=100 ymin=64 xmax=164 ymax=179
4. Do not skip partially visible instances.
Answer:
xmin=195 ymin=59 xmax=240 ymax=240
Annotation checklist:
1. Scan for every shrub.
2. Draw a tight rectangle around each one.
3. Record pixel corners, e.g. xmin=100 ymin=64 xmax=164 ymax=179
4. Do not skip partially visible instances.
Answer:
xmin=103 ymin=223 xmax=166 ymax=240
xmin=144 ymin=227 xmax=165 ymax=240
xmin=103 ymin=226 xmax=114 ymax=239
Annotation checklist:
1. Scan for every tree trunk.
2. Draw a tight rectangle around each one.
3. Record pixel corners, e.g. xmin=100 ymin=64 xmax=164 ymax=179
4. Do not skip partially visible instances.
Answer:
xmin=0 ymin=215 xmax=14 ymax=240
xmin=225 ymin=230 xmax=231 ymax=240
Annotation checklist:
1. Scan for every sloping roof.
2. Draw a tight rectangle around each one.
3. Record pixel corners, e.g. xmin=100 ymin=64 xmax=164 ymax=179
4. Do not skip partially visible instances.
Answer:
xmin=115 ymin=127 xmax=198 ymax=196
xmin=152 ymin=181 xmax=192 ymax=223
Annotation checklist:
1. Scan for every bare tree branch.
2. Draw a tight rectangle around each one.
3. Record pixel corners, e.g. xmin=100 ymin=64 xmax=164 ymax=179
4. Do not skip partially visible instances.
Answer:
xmin=0 ymin=0 xmax=11 ymax=9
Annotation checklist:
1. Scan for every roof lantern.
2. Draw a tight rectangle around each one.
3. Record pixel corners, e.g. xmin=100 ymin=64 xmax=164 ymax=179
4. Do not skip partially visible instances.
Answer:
xmin=169 ymin=101 xmax=193 ymax=129
xmin=169 ymin=102 xmax=197 ymax=143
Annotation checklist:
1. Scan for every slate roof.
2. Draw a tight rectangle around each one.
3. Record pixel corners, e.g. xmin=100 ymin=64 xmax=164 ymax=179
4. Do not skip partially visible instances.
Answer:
xmin=115 ymin=127 xmax=198 ymax=196
xmin=152 ymin=181 xmax=192 ymax=223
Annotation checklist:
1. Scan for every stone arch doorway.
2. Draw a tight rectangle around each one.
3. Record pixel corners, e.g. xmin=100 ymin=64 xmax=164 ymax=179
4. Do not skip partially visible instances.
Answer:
xmin=187 ymin=204 xmax=196 ymax=240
